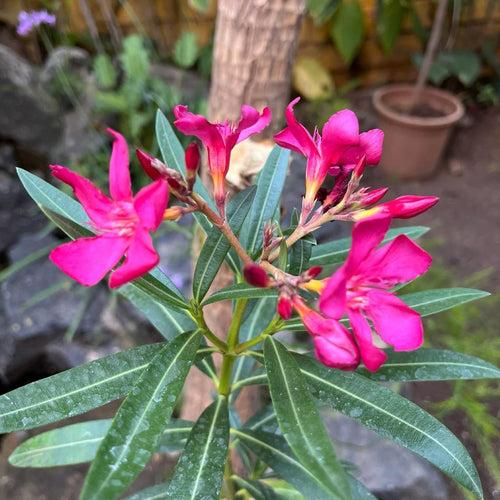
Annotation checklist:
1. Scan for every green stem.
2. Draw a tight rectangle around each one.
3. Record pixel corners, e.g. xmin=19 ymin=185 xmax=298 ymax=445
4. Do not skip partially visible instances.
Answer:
xmin=192 ymin=308 xmax=228 ymax=352
xmin=227 ymin=299 xmax=248 ymax=352
xmin=234 ymin=317 xmax=282 ymax=354
xmin=218 ymin=354 xmax=235 ymax=396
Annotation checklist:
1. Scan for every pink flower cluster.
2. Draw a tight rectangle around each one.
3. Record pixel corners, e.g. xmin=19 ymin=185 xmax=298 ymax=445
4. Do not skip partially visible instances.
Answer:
xmin=48 ymin=100 xmax=438 ymax=372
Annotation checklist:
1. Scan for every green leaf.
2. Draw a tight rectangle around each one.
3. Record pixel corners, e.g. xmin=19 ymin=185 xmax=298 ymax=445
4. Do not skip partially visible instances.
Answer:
xmin=264 ymin=337 xmax=351 ymax=499
xmin=0 ymin=344 xmax=162 ymax=433
xmin=296 ymin=353 xmax=483 ymax=497
xmin=310 ymin=226 xmax=429 ymax=266
xmin=9 ymin=419 xmax=194 ymax=468
xmin=358 ymin=348 xmax=500 ymax=382
xmin=399 ymin=288 xmax=490 ymax=317
xmin=331 ymin=0 xmax=364 ymax=64
xmin=308 ymin=0 xmax=340 ymax=24
xmin=126 ymin=483 xmax=169 ymax=499
xmin=9 ymin=420 xmax=111 ymax=467
xmin=377 ymin=0 xmax=405 ymax=54
xmin=240 ymin=146 xmax=290 ymax=254
xmin=203 ymin=283 xmax=277 ymax=305
xmin=234 ymin=429 xmax=374 ymax=499
xmin=166 ymin=396 xmax=229 ymax=499
xmin=17 ymin=168 xmax=190 ymax=312
xmin=441 ymin=50 xmax=482 ymax=87
xmin=188 ymin=0 xmax=210 ymax=13
xmin=233 ymin=476 xmax=280 ymax=499
xmin=193 ymin=186 xmax=256 ymax=301
xmin=93 ymin=54 xmax=118 ymax=90
xmin=81 ymin=332 xmax=201 ymax=500
xmin=173 ymin=31 xmax=200 ymax=69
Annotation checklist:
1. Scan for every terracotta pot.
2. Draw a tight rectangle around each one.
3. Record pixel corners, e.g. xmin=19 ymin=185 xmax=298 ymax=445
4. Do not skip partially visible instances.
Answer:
xmin=372 ymin=84 xmax=464 ymax=179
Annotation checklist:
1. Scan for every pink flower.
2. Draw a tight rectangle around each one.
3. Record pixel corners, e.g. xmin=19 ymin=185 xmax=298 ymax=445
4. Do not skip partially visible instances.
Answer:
xmin=318 ymin=216 xmax=432 ymax=371
xmin=293 ymin=297 xmax=360 ymax=370
xmin=354 ymin=195 xmax=439 ymax=220
xmin=173 ymin=104 xmax=271 ymax=213
xmin=274 ymin=98 xmax=383 ymax=213
xmin=50 ymin=129 xmax=168 ymax=289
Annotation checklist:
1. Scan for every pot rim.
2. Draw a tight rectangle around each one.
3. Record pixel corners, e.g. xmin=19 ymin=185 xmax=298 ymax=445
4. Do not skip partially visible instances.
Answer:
xmin=373 ymin=84 xmax=465 ymax=129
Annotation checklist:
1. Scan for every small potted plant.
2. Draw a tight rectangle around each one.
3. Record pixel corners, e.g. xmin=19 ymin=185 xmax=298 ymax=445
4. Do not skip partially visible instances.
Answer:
xmin=373 ymin=0 xmax=464 ymax=179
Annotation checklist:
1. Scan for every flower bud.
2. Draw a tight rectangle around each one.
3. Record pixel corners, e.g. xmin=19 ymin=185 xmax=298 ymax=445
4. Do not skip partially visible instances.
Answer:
xmin=382 ymin=195 xmax=439 ymax=219
xmin=303 ymin=266 xmax=323 ymax=280
xmin=185 ymin=142 xmax=200 ymax=173
xmin=358 ymin=187 xmax=388 ymax=207
xmin=277 ymin=294 xmax=293 ymax=320
xmin=243 ymin=264 xmax=269 ymax=288
xmin=352 ymin=155 xmax=367 ymax=179
xmin=163 ymin=206 xmax=184 ymax=221
xmin=136 ymin=149 xmax=161 ymax=180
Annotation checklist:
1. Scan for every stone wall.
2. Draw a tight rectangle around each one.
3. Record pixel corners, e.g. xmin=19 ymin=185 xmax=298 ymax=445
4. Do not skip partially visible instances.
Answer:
xmin=3 ymin=0 xmax=500 ymax=87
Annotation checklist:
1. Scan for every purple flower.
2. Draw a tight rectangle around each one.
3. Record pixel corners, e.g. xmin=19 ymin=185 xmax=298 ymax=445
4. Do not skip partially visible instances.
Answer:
xmin=17 ymin=10 xmax=56 ymax=37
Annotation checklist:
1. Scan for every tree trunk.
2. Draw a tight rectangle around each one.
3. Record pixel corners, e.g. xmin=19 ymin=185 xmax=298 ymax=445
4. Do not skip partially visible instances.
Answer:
xmin=181 ymin=0 xmax=306 ymax=425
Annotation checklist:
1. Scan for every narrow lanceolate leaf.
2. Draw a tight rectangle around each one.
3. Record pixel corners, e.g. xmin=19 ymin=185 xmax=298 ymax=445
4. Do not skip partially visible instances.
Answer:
xmin=281 ymin=286 xmax=490 ymax=332
xmin=358 ymin=349 xmax=500 ymax=382
xmin=296 ymin=354 xmax=483 ymax=497
xmin=166 ymin=396 xmax=229 ymax=500
xmin=240 ymin=146 xmax=290 ymax=254
xmin=399 ymin=288 xmax=490 ymax=317
xmin=126 ymin=483 xmax=169 ymax=500
xmin=17 ymin=168 xmax=190 ymax=312
xmin=193 ymin=186 xmax=256 ymax=301
xmin=310 ymin=226 xmax=429 ymax=266
xmin=233 ymin=429 xmax=374 ymax=500
xmin=264 ymin=338 xmax=351 ymax=499
xmin=9 ymin=420 xmax=111 ymax=468
xmin=203 ymin=283 xmax=277 ymax=305
xmin=81 ymin=332 xmax=201 ymax=500
xmin=233 ymin=476 xmax=280 ymax=499
xmin=0 ymin=344 xmax=163 ymax=433
xmin=9 ymin=419 xmax=194 ymax=468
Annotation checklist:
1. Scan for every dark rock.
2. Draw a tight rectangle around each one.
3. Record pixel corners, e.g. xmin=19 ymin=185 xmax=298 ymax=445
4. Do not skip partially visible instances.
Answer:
xmin=0 ymin=44 xmax=62 ymax=164
xmin=324 ymin=413 xmax=450 ymax=499
xmin=40 ymin=46 xmax=91 ymax=89
xmin=0 ymin=172 xmax=46 ymax=253
xmin=0 ymin=233 xmax=110 ymax=379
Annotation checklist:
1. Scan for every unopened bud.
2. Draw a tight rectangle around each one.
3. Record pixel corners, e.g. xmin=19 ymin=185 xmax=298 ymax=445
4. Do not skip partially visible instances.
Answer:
xmin=185 ymin=142 xmax=200 ymax=173
xmin=303 ymin=266 xmax=323 ymax=280
xmin=163 ymin=206 xmax=184 ymax=221
xmin=358 ymin=187 xmax=388 ymax=207
xmin=277 ymin=294 xmax=293 ymax=320
xmin=381 ymin=195 xmax=439 ymax=219
xmin=136 ymin=149 xmax=161 ymax=180
xmin=243 ymin=264 xmax=269 ymax=288
xmin=353 ymin=155 xmax=367 ymax=179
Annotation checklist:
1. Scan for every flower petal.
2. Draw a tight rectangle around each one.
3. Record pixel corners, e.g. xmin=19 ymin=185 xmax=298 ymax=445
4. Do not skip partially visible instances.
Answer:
xmin=50 ymin=235 xmax=128 ymax=286
xmin=109 ymin=228 xmax=159 ymax=288
xmin=50 ymin=165 xmax=113 ymax=227
xmin=348 ymin=310 xmax=387 ymax=372
xmin=345 ymin=215 xmax=391 ymax=273
xmin=361 ymin=234 xmax=432 ymax=285
xmin=318 ymin=266 xmax=347 ymax=319
xmin=134 ymin=179 xmax=169 ymax=231
xmin=366 ymin=290 xmax=424 ymax=351
xmin=173 ymin=105 xmax=227 ymax=174
xmin=340 ymin=129 xmax=384 ymax=166
xmin=235 ymin=105 xmax=272 ymax=143
xmin=320 ymin=109 xmax=359 ymax=165
xmin=312 ymin=320 xmax=360 ymax=370
xmin=274 ymin=98 xmax=319 ymax=158
xmin=107 ymin=128 xmax=132 ymax=201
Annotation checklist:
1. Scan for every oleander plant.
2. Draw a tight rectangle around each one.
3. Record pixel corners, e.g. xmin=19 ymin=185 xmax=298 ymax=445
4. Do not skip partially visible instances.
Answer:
xmin=5 ymin=97 xmax=499 ymax=499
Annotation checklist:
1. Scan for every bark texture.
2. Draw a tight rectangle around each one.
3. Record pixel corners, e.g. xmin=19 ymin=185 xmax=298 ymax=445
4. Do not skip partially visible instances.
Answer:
xmin=181 ymin=0 xmax=306 ymax=424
